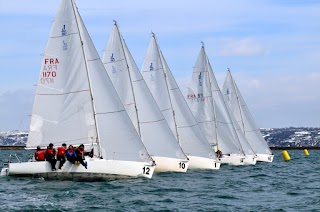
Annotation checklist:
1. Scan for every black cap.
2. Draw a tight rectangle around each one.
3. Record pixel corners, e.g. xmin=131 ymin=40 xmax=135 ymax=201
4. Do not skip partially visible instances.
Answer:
xmin=62 ymin=143 xmax=66 ymax=146
xmin=49 ymin=143 xmax=53 ymax=147
xmin=37 ymin=146 xmax=41 ymax=150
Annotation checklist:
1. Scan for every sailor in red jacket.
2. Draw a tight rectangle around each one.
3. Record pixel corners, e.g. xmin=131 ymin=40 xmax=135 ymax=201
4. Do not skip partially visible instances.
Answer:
xmin=57 ymin=143 xmax=67 ymax=169
xmin=34 ymin=146 xmax=45 ymax=161
xmin=45 ymin=143 xmax=57 ymax=171
xmin=75 ymin=144 xmax=87 ymax=169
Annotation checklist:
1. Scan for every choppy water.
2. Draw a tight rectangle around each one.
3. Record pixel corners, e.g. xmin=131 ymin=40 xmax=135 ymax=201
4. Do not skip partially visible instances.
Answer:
xmin=1 ymin=150 xmax=320 ymax=211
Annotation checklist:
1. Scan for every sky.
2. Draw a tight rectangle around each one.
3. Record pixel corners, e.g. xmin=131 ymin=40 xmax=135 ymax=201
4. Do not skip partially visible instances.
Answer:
xmin=0 ymin=0 xmax=320 ymax=131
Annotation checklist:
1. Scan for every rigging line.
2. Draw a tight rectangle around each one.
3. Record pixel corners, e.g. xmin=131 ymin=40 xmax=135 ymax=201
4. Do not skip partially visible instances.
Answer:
xmin=96 ymin=109 xmax=126 ymax=115
xmin=36 ymin=89 xmax=90 ymax=96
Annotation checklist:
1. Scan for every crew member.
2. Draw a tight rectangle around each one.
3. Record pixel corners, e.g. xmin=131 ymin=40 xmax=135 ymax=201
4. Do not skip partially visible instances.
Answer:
xmin=45 ymin=143 xmax=57 ymax=171
xmin=75 ymin=144 xmax=87 ymax=169
xmin=57 ymin=143 xmax=67 ymax=169
xmin=34 ymin=146 xmax=45 ymax=161
xmin=216 ymin=148 xmax=222 ymax=158
xmin=66 ymin=145 xmax=76 ymax=164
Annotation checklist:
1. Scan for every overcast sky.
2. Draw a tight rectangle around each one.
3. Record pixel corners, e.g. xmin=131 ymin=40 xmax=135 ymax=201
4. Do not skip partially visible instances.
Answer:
xmin=0 ymin=0 xmax=320 ymax=131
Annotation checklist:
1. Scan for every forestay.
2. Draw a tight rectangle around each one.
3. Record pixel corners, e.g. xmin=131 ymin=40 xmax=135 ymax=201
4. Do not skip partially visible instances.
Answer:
xmin=102 ymin=24 xmax=187 ymax=160
xmin=222 ymin=70 xmax=272 ymax=155
xmin=142 ymin=34 xmax=216 ymax=160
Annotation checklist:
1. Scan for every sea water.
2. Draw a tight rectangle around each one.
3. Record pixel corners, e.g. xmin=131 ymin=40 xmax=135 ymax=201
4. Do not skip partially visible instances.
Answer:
xmin=0 ymin=150 xmax=320 ymax=211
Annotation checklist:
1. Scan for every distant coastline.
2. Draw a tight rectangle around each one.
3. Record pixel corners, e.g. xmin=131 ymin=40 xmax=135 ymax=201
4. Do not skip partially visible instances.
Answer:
xmin=1 ymin=146 xmax=320 ymax=150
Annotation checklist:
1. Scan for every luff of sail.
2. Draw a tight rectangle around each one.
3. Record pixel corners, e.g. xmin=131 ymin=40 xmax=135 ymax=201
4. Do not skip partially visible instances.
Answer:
xmin=102 ymin=23 xmax=189 ymax=172
xmin=8 ymin=0 xmax=155 ymax=180
xmin=187 ymin=44 xmax=245 ymax=166
xmin=222 ymin=70 xmax=273 ymax=162
xmin=142 ymin=34 xmax=220 ymax=170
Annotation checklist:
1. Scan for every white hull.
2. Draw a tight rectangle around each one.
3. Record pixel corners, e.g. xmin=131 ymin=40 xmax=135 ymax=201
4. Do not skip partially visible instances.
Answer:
xmin=153 ymin=156 xmax=189 ymax=173
xmin=243 ymin=155 xmax=257 ymax=165
xmin=219 ymin=154 xmax=245 ymax=166
xmin=256 ymin=154 xmax=274 ymax=162
xmin=2 ymin=157 xmax=155 ymax=180
xmin=187 ymin=156 xmax=220 ymax=170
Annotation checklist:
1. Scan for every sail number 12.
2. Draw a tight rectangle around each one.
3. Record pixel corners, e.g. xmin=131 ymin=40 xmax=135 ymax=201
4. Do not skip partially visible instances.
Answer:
xmin=143 ymin=166 xmax=150 ymax=175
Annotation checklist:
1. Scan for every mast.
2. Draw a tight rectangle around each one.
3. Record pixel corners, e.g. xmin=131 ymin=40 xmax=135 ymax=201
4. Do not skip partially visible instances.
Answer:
xmin=71 ymin=1 xmax=102 ymax=157
xmin=228 ymin=69 xmax=246 ymax=136
xmin=114 ymin=21 xmax=142 ymax=136
xmin=202 ymin=43 xmax=219 ymax=149
xmin=153 ymin=33 xmax=180 ymax=143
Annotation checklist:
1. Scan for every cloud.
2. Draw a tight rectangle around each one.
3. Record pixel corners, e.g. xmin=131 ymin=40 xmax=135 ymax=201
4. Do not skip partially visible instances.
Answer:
xmin=218 ymin=37 xmax=268 ymax=56
xmin=0 ymin=89 xmax=34 ymax=131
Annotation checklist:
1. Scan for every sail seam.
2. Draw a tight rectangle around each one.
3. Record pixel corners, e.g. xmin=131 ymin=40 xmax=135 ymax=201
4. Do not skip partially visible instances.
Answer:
xmin=177 ymin=124 xmax=198 ymax=129
xmin=96 ymin=109 xmax=126 ymax=115
xmin=103 ymin=58 xmax=125 ymax=64
xmin=87 ymin=58 xmax=100 ymax=62
xmin=36 ymin=89 xmax=90 ymax=96
xmin=139 ymin=118 xmax=165 ymax=124
xmin=50 ymin=32 xmax=78 ymax=38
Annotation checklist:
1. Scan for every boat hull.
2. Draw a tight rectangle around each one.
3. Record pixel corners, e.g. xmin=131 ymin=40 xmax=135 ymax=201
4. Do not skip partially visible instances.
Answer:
xmin=3 ymin=157 xmax=155 ymax=180
xmin=187 ymin=156 xmax=220 ymax=170
xmin=219 ymin=154 xmax=245 ymax=166
xmin=243 ymin=155 xmax=257 ymax=165
xmin=153 ymin=156 xmax=189 ymax=173
xmin=256 ymin=154 xmax=274 ymax=162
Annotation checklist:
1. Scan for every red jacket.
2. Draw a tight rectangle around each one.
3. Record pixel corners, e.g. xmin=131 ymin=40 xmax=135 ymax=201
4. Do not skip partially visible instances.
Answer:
xmin=57 ymin=147 xmax=66 ymax=157
xmin=34 ymin=150 xmax=45 ymax=161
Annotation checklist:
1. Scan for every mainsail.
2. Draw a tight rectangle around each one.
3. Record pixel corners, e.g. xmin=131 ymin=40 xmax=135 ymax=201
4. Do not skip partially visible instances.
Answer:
xmin=102 ymin=23 xmax=187 ymax=161
xmin=141 ymin=34 xmax=217 ymax=161
xmin=222 ymin=70 xmax=272 ymax=155
xmin=27 ymin=0 xmax=151 ymax=163
xmin=186 ymin=44 xmax=243 ymax=155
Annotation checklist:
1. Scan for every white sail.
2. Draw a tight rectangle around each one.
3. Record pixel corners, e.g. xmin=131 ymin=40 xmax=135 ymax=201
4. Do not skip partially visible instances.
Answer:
xmin=222 ymin=70 xmax=272 ymax=156
xmin=28 ymin=0 xmax=152 ymax=163
xmin=187 ymin=45 xmax=243 ymax=156
xmin=27 ymin=0 xmax=97 ymax=149
xmin=3 ymin=0 xmax=156 ymax=180
xmin=141 ymin=35 xmax=219 ymax=169
xmin=102 ymin=24 xmax=188 ymax=172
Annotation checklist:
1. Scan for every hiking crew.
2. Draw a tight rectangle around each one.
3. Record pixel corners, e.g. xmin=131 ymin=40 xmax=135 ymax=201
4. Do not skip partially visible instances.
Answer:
xmin=75 ymin=144 xmax=87 ymax=169
xmin=66 ymin=145 xmax=76 ymax=164
xmin=45 ymin=143 xmax=57 ymax=171
xmin=57 ymin=143 xmax=67 ymax=169
xmin=34 ymin=146 xmax=45 ymax=161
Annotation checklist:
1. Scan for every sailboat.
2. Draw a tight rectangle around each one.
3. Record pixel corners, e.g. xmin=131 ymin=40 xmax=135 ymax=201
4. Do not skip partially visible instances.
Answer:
xmin=141 ymin=34 xmax=220 ymax=170
xmin=222 ymin=69 xmax=273 ymax=162
xmin=1 ymin=0 xmax=155 ymax=180
xmin=187 ymin=43 xmax=257 ymax=166
xmin=102 ymin=23 xmax=189 ymax=172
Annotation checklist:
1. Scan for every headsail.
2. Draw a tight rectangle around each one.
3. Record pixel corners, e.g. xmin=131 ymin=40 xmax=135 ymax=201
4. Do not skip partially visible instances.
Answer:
xmin=102 ymin=24 xmax=187 ymax=160
xmin=222 ymin=70 xmax=272 ymax=155
xmin=187 ymin=45 xmax=242 ymax=155
xmin=142 ymin=34 xmax=217 ymax=160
